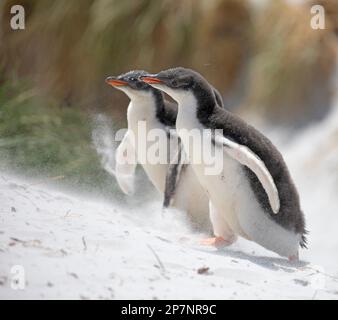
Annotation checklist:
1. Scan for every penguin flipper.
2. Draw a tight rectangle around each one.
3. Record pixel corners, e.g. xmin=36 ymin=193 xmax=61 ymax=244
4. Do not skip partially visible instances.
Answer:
xmin=115 ymin=131 xmax=137 ymax=195
xmin=213 ymin=134 xmax=280 ymax=214
xmin=163 ymin=140 xmax=186 ymax=208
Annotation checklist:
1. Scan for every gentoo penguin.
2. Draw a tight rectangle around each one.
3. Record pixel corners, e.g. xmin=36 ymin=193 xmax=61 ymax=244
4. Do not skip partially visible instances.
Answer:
xmin=141 ymin=67 xmax=307 ymax=260
xmin=106 ymin=70 xmax=223 ymax=231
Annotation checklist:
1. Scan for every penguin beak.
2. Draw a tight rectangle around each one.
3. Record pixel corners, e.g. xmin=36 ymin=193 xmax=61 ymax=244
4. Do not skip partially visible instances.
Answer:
xmin=140 ymin=74 xmax=163 ymax=84
xmin=105 ymin=76 xmax=128 ymax=87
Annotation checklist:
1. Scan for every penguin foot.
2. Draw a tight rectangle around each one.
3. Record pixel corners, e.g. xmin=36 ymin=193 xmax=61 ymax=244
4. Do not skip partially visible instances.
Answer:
xmin=200 ymin=236 xmax=236 ymax=248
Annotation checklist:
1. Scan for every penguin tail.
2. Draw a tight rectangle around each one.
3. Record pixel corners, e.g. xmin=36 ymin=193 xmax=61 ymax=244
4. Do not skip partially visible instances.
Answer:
xmin=300 ymin=230 xmax=309 ymax=249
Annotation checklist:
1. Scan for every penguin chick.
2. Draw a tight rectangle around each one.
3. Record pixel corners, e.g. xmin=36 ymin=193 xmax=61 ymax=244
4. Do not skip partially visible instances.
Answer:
xmin=141 ymin=67 xmax=307 ymax=260
xmin=106 ymin=70 xmax=221 ymax=232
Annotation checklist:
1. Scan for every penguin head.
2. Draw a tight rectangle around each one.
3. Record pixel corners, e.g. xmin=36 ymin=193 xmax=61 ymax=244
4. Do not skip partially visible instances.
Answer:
xmin=106 ymin=70 xmax=155 ymax=100
xmin=140 ymin=67 xmax=213 ymax=104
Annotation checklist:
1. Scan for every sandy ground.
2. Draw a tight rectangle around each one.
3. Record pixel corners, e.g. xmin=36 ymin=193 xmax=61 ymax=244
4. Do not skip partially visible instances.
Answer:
xmin=1 ymin=108 xmax=338 ymax=299
xmin=0 ymin=171 xmax=337 ymax=300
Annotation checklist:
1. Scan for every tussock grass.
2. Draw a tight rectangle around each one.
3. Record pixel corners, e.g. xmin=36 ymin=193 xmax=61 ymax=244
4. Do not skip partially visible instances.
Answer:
xmin=0 ymin=78 xmax=118 ymax=196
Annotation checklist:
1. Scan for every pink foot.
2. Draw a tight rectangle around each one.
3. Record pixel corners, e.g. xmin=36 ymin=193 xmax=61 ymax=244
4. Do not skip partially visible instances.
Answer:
xmin=200 ymin=235 xmax=236 ymax=248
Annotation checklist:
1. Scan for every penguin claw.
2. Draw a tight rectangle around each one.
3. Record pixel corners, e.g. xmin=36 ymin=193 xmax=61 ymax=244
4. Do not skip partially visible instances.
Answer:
xmin=200 ymin=236 xmax=235 ymax=248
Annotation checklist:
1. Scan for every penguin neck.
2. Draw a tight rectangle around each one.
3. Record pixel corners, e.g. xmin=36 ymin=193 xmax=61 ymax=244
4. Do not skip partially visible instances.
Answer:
xmin=176 ymin=92 xmax=202 ymax=130
xmin=192 ymin=82 xmax=216 ymax=124
xmin=176 ymin=85 xmax=216 ymax=130
xmin=127 ymin=90 xmax=165 ymax=127
xmin=152 ymin=90 xmax=167 ymax=124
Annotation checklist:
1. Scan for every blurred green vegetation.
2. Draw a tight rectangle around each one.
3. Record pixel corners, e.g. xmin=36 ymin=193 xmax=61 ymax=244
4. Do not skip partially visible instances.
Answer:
xmin=0 ymin=78 xmax=119 ymax=196
xmin=0 ymin=0 xmax=251 ymax=112
xmin=1 ymin=0 xmax=336 ymax=121
xmin=0 ymin=0 xmax=337 ymax=193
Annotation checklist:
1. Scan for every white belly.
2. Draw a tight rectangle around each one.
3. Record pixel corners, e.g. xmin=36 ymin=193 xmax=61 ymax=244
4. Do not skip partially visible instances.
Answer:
xmin=132 ymin=126 xmax=211 ymax=232
xmin=140 ymin=162 xmax=168 ymax=193
xmin=130 ymin=125 xmax=172 ymax=194
xmin=128 ymin=107 xmax=210 ymax=231
xmin=191 ymin=154 xmax=247 ymax=236
xmin=172 ymin=164 xmax=211 ymax=232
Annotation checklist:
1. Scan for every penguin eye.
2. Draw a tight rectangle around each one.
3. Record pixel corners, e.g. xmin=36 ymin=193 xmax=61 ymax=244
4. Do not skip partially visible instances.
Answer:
xmin=171 ymin=79 xmax=178 ymax=87
xmin=129 ymin=77 xmax=136 ymax=82
xmin=135 ymin=81 xmax=143 ymax=89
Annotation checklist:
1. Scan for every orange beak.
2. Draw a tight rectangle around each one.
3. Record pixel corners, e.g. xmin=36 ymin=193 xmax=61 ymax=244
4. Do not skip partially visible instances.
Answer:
xmin=141 ymin=76 xmax=163 ymax=84
xmin=105 ymin=77 xmax=128 ymax=87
